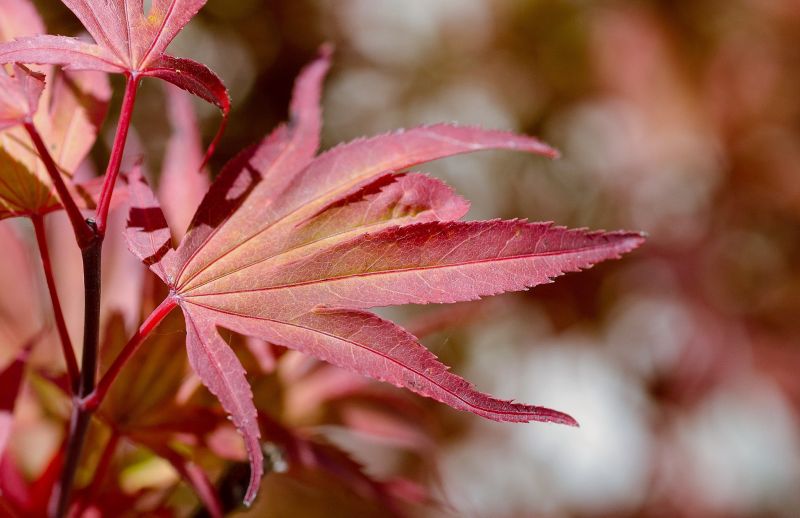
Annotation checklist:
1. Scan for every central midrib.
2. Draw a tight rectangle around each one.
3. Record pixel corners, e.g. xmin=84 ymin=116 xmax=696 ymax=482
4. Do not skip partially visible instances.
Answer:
xmin=183 ymin=242 xmax=614 ymax=299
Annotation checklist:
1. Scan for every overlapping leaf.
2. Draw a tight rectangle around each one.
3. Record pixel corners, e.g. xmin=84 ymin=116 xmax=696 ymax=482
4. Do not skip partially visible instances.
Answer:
xmin=126 ymin=49 xmax=645 ymax=506
xmin=0 ymin=63 xmax=43 ymax=130
xmin=1 ymin=66 xmax=111 ymax=207
xmin=0 ymin=0 xmax=230 ymax=159
xmin=0 ymin=0 xmax=111 ymax=221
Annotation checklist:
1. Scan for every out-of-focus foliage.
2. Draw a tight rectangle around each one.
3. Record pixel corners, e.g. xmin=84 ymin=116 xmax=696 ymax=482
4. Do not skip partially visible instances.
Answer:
xmin=8 ymin=0 xmax=800 ymax=516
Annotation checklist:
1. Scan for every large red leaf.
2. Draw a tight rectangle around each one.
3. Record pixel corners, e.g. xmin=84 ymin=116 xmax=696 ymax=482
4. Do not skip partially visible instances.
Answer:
xmin=0 ymin=0 xmax=229 ymax=158
xmin=183 ymin=309 xmax=262 ymax=506
xmin=125 ymin=51 xmax=644 ymax=507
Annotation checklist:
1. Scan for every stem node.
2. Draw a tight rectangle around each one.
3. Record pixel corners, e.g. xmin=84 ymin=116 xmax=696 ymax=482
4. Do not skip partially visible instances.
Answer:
xmin=49 ymin=73 xmax=141 ymax=518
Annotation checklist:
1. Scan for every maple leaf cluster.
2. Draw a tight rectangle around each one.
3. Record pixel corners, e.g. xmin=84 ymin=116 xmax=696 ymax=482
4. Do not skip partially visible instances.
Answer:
xmin=0 ymin=0 xmax=644 ymax=516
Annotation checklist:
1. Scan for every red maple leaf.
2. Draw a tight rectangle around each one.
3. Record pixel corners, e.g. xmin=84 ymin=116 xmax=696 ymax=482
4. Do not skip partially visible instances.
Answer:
xmin=124 ymin=48 xmax=645 ymax=506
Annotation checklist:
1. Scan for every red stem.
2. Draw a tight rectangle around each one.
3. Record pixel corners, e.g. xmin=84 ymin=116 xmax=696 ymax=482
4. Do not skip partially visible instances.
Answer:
xmin=82 ymin=296 xmax=178 ymax=412
xmin=49 ymin=235 xmax=101 ymax=518
xmin=95 ymin=73 xmax=140 ymax=236
xmin=23 ymin=122 xmax=93 ymax=248
xmin=50 ymin=73 xmax=141 ymax=518
xmin=31 ymin=215 xmax=79 ymax=393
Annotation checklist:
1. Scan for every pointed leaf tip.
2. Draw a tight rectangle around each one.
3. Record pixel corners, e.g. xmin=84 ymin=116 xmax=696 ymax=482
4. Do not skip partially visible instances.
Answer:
xmin=534 ymin=408 xmax=579 ymax=427
xmin=183 ymin=311 xmax=263 ymax=506
xmin=144 ymin=55 xmax=231 ymax=169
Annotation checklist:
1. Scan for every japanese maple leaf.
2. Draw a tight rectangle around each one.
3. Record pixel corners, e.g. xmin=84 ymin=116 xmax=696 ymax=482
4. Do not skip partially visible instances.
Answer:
xmin=0 ymin=63 xmax=42 ymax=130
xmin=0 ymin=0 xmax=111 ymax=221
xmin=0 ymin=0 xmax=229 ymax=156
xmin=0 ymin=70 xmax=110 ymax=220
xmin=0 ymin=0 xmax=44 ymax=131
xmin=126 ymin=48 xmax=645 ymax=505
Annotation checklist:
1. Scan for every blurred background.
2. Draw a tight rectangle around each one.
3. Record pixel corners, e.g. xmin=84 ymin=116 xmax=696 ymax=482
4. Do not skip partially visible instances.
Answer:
xmin=28 ymin=0 xmax=800 ymax=516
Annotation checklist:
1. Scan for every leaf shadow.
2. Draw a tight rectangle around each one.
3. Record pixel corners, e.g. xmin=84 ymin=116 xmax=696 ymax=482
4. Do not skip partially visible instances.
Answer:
xmin=128 ymin=205 xmax=172 ymax=266
xmin=186 ymin=145 xmax=262 ymax=232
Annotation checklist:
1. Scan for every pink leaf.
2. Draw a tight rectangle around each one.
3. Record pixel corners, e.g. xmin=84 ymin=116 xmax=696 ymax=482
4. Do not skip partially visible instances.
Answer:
xmin=57 ymin=0 xmax=207 ymax=71
xmin=183 ymin=309 xmax=262 ymax=506
xmin=143 ymin=55 xmax=231 ymax=166
xmin=203 ymin=305 xmax=577 ymax=425
xmin=38 ymin=69 xmax=111 ymax=174
xmin=276 ymin=122 xmax=559 ymax=217
xmin=179 ymin=221 xmax=644 ymax=310
xmin=0 ymin=0 xmax=45 ymax=39
xmin=280 ymin=43 xmax=333 ymax=189
xmin=125 ymin=51 xmax=645 ymax=509
xmin=0 ymin=64 xmax=44 ymax=130
xmin=0 ymin=0 xmax=228 ymax=153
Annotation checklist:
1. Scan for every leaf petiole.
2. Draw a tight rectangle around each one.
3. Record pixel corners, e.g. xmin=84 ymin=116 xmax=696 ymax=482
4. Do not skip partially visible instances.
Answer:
xmin=51 ymin=72 xmax=142 ymax=518
xmin=82 ymin=296 xmax=178 ymax=412
xmin=95 ymin=73 xmax=141 ymax=237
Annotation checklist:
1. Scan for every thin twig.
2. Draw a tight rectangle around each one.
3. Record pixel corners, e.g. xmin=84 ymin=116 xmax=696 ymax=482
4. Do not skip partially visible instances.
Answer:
xmin=23 ymin=122 xmax=93 ymax=248
xmin=83 ymin=296 xmax=178 ymax=411
xmin=49 ymin=231 xmax=102 ymax=518
xmin=31 ymin=214 xmax=79 ymax=392
xmin=49 ymin=72 xmax=141 ymax=518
